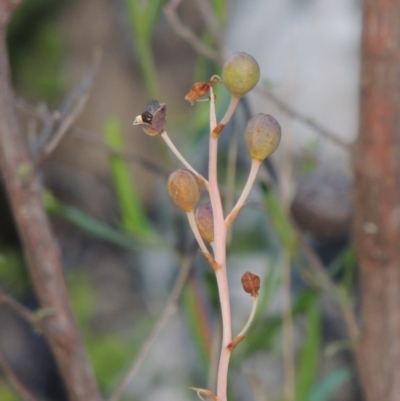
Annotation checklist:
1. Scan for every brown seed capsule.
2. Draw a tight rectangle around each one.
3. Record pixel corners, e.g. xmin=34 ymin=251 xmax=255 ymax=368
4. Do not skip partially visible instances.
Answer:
xmin=195 ymin=203 xmax=214 ymax=243
xmin=241 ymin=271 xmax=260 ymax=297
xmin=168 ymin=169 xmax=200 ymax=212
xmin=245 ymin=113 xmax=281 ymax=161
xmin=222 ymin=52 xmax=260 ymax=98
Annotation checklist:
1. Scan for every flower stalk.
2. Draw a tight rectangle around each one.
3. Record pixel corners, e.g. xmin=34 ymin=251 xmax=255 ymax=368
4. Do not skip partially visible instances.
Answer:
xmin=133 ymin=52 xmax=281 ymax=401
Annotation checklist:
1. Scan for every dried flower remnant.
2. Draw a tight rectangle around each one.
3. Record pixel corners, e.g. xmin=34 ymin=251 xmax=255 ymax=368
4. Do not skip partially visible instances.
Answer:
xmin=241 ymin=271 xmax=260 ymax=297
xmin=133 ymin=100 xmax=167 ymax=136
xmin=185 ymin=75 xmax=220 ymax=105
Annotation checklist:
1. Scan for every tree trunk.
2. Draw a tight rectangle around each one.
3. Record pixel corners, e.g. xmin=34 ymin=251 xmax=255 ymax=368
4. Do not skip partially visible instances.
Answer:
xmin=354 ymin=0 xmax=400 ymax=400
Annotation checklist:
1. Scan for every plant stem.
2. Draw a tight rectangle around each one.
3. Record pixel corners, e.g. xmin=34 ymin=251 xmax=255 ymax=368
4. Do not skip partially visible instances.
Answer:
xmin=161 ymin=131 xmax=209 ymax=188
xmin=186 ymin=211 xmax=210 ymax=255
xmin=225 ymin=159 xmax=261 ymax=228
xmin=219 ymin=96 xmax=240 ymax=126
xmin=208 ymin=86 xmax=231 ymax=401
xmin=236 ymin=295 xmax=258 ymax=338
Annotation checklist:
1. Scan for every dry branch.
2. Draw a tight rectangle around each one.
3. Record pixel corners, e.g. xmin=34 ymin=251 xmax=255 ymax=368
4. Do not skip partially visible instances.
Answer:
xmin=0 ymin=9 xmax=102 ymax=401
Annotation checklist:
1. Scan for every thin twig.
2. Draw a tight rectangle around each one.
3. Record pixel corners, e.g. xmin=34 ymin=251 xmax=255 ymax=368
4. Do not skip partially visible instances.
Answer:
xmin=73 ymin=127 xmax=170 ymax=179
xmin=163 ymin=0 xmax=222 ymax=64
xmin=34 ymin=50 xmax=101 ymax=166
xmin=109 ymin=255 xmax=193 ymax=401
xmin=0 ymin=288 xmax=36 ymax=326
xmin=193 ymin=0 xmax=226 ymax=53
xmin=256 ymin=86 xmax=352 ymax=151
xmin=0 ymin=350 xmax=41 ymax=401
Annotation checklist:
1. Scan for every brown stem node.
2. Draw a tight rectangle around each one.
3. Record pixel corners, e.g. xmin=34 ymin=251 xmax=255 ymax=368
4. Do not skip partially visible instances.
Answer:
xmin=227 ymin=335 xmax=245 ymax=351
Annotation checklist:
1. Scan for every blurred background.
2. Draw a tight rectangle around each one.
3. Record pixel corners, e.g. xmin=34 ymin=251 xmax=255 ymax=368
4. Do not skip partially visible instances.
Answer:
xmin=0 ymin=0 xmax=361 ymax=400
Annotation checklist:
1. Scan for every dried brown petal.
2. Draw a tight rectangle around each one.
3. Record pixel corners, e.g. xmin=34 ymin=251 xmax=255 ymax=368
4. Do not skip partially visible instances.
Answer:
xmin=241 ymin=271 xmax=260 ymax=297
xmin=184 ymin=76 xmax=221 ymax=105
xmin=185 ymin=82 xmax=210 ymax=105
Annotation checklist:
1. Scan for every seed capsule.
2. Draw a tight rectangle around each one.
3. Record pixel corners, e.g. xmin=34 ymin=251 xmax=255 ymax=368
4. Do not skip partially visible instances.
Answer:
xmin=168 ymin=169 xmax=200 ymax=212
xmin=195 ymin=203 xmax=214 ymax=243
xmin=222 ymin=52 xmax=260 ymax=98
xmin=245 ymin=113 xmax=281 ymax=161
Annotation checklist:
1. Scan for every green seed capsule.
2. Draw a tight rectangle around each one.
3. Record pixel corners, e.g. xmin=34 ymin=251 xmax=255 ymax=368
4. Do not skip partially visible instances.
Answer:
xmin=245 ymin=114 xmax=281 ymax=161
xmin=222 ymin=52 xmax=260 ymax=98
xmin=195 ymin=203 xmax=214 ymax=243
xmin=168 ymin=169 xmax=200 ymax=212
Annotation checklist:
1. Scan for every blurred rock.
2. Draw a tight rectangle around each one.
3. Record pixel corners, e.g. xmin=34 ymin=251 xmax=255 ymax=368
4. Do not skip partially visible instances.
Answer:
xmin=290 ymin=166 xmax=352 ymax=240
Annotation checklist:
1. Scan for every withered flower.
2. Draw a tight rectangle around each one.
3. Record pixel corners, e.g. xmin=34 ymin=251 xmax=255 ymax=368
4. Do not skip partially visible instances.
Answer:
xmin=241 ymin=271 xmax=260 ymax=297
xmin=133 ymin=100 xmax=166 ymax=136
xmin=184 ymin=75 xmax=220 ymax=105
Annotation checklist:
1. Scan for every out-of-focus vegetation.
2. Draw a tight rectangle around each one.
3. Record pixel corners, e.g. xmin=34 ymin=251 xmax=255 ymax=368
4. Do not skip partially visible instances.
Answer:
xmin=0 ymin=1 xmax=358 ymax=400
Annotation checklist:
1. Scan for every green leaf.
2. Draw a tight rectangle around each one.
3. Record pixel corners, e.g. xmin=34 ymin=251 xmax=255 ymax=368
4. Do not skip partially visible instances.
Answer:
xmin=296 ymin=297 xmax=321 ymax=401
xmin=125 ymin=0 xmax=162 ymax=98
xmin=264 ymin=189 xmax=297 ymax=251
xmin=45 ymin=191 xmax=137 ymax=250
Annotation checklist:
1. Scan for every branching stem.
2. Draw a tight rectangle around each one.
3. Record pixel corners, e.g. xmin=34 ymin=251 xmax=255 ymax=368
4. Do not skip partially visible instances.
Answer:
xmin=208 ymin=86 xmax=232 ymax=401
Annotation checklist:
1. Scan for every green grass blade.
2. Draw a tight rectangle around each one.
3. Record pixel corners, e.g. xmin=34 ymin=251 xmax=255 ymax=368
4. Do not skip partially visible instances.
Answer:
xmin=104 ymin=117 xmax=153 ymax=239
xmin=296 ymin=295 xmax=321 ymax=401
xmin=45 ymin=191 xmax=136 ymax=250
xmin=264 ymin=188 xmax=297 ymax=252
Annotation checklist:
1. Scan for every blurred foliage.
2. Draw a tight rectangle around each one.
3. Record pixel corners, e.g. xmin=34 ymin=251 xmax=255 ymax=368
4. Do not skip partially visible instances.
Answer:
xmin=7 ymin=0 xmax=70 ymax=101
xmin=125 ymin=0 xmax=163 ymax=99
xmin=104 ymin=117 xmax=155 ymax=239
xmin=0 ymin=386 xmax=20 ymax=401
xmin=0 ymin=249 xmax=30 ymax=296
xmin=0 ymin=1 xmax=356 ymax=400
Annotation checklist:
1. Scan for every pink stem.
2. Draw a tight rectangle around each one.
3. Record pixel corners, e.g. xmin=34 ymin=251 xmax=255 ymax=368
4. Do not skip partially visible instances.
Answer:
xmin=225 ymin=159 xmax=261 ymax=227
xmin=208 ymin=87 xmax=232 ymax=401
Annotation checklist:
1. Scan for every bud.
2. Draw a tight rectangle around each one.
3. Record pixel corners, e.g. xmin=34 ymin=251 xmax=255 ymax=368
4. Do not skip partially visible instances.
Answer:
xmin=168 ymin=169 xmax=200 ymax=212
xmin=222 ymin=52 xmax=260 ymax=98
xmin=195 ymin=203 xmax=214 ymax=243
xmin=241 ymin=271 xmax=260 ymax=297
xmin=245 ymin=113 xmax=281 ymax=161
